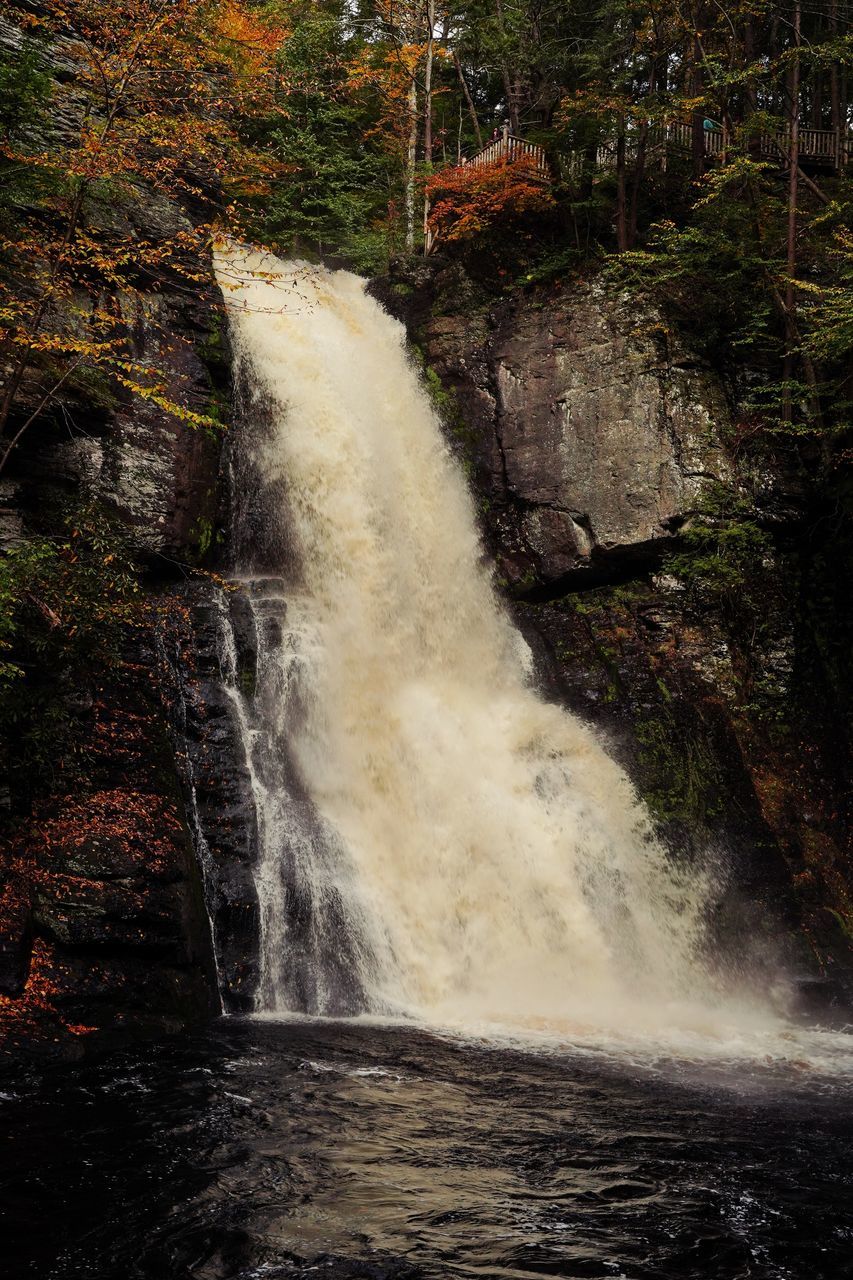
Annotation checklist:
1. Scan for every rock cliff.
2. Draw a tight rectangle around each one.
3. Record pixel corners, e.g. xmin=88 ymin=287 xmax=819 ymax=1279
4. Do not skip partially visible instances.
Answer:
xmin=0 ymin=295 xmax=235 ymax=1056
xmin=412 ymin=270 xmax=731 ymax=589
xmin=0 ymin=651 xmax=219 ymax=1055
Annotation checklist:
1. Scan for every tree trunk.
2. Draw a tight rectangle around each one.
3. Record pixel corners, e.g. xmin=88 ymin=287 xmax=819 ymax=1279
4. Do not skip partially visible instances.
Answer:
xmin=830 ymin=0 xmax=842 ymax=164
xmin=494 ymin=0 xmax=520 ymax=133
xmin=743 ymin=18 xmax=757 ymax=121
xmin=453 ymin=52 xmax=483 ymax=149
xmin=783 ymin=0 xmax=802 ymax=423
xmin=615 ymin=115 xmax=628 ymax=252
xmin=405 ymin=74 xmax=418 ymax=251
xmin=744 ymin=16 xmax=760 ymax=159
xmin=811 ymin=76 xmax=823 ymax=130
xmin=628 ymin=62 xmax=657 ymax=248
xmin=423 ymin=0 xmax=435 ymax=164
xmin=627 ymin=125 xmax=647 ymax=249
xmin=691 ymin=35 xmax=705 ymax=179
xmin=422 ymin=0 xmax=436 ymax=252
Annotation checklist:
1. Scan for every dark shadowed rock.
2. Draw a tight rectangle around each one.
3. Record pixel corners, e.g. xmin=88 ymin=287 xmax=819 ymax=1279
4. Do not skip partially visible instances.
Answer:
xmin=0 ymin=13 xmax=231 ymax=1055
xmin=0 ymin=872 xmax=32 ymax=996
xmin=155 ymin=583 xmax=261 ymax=1013
xmin=0 ymin=653 xmax=220 ymax=1058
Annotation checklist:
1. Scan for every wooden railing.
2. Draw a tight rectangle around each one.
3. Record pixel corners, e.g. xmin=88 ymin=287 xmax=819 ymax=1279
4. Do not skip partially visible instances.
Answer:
xmin=461 ymin=126 xmax=550 ymax=181
xmin=791 ymin=127 xmax=841 ymax=161
xmin=451 ymin=118 xmax=851 ymax=200
xmin=596 ymin=119 xmax=851 ymax=171
xmin=666 ymin=120 xmax=726 ymax=156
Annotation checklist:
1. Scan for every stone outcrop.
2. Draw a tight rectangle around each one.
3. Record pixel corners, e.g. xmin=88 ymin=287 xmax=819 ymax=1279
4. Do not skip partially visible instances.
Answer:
xmin=494 ymin=284 xmax=731 ymax=583
xmin=34 ymin=288 xmax=224 ymax=562
xmin=376 ymin=264 xmax=731 ymax=591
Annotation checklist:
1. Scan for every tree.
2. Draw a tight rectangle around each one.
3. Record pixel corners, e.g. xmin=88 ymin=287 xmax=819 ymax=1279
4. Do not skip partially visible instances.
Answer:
xmin=0 ymin=0 xmax=285 ymax=475
xmin=783 ymin=0 xmax=802 ymax=424
xmin=425 ymin=151 xmax=554 ymax=249
xmin=246 ymin=2 xmax=392 ymax=269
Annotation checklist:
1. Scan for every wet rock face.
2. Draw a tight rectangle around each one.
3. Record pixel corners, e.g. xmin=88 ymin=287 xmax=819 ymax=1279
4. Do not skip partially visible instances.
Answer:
xmin=157 ymin=584 xmax=261 ymax=1013
xmin=375 ymin=264 xmax=731 ymax=590
xmin=38 ymin=290 xmax=224 ymax=561
xmin=8 ymin=283 xmax=224 ymax=566
xmin=493 ymin=283 xmax=731 ymax=582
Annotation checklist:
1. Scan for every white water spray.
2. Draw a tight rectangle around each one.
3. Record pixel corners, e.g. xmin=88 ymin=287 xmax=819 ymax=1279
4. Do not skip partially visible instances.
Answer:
xmin=212 ymin=246 xmax=849 ymax=1061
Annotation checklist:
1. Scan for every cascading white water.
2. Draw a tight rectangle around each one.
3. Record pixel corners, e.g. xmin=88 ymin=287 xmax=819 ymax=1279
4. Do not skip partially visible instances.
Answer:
xmin=212 ymin=244 xmax=801 ymax=1048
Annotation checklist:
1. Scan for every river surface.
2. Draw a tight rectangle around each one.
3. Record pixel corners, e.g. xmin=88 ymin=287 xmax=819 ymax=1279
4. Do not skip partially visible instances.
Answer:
xmin=2 ymin=1017 xmax=852 ymax=1280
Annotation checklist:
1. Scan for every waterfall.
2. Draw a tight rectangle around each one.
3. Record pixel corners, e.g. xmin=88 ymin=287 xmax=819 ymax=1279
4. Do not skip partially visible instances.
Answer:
xmin=212 ymin=245 xmax=761 ymax=1041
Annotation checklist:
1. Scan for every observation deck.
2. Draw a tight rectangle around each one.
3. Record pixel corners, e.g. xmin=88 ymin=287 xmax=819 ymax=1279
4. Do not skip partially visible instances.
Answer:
xmin=456 ymin=119 xmax=852 ymax=184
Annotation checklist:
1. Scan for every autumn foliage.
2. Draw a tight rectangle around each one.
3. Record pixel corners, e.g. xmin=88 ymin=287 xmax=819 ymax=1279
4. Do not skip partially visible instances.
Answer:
xmin=425 ymin=155 xmax=555 ymax=250
xmin=0 ymin=0 xmax=287 ymax=472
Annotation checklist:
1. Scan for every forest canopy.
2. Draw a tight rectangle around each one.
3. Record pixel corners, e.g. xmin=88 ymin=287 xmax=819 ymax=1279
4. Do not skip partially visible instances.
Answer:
xmin=0 ymin=1 xmax=850 ymax=438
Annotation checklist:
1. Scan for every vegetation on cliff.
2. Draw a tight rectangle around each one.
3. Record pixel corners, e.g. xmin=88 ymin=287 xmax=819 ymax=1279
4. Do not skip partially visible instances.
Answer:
xmin=0 ymin=0 xmax=848 ymax=790
xmin=0 ymin=0 xmax=285 ymax=474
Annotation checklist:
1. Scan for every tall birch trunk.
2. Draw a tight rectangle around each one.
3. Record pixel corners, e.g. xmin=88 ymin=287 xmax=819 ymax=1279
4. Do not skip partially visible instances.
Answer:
xmin=423 ymin=0 xmax=436 ymax=252
xmin=405 ymin=74 xmax=418 ymax=250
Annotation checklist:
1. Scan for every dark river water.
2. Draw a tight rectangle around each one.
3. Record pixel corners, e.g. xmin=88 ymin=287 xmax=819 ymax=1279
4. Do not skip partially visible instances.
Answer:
xmin=2 ymin=1017 xmax=852 ymax=1280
